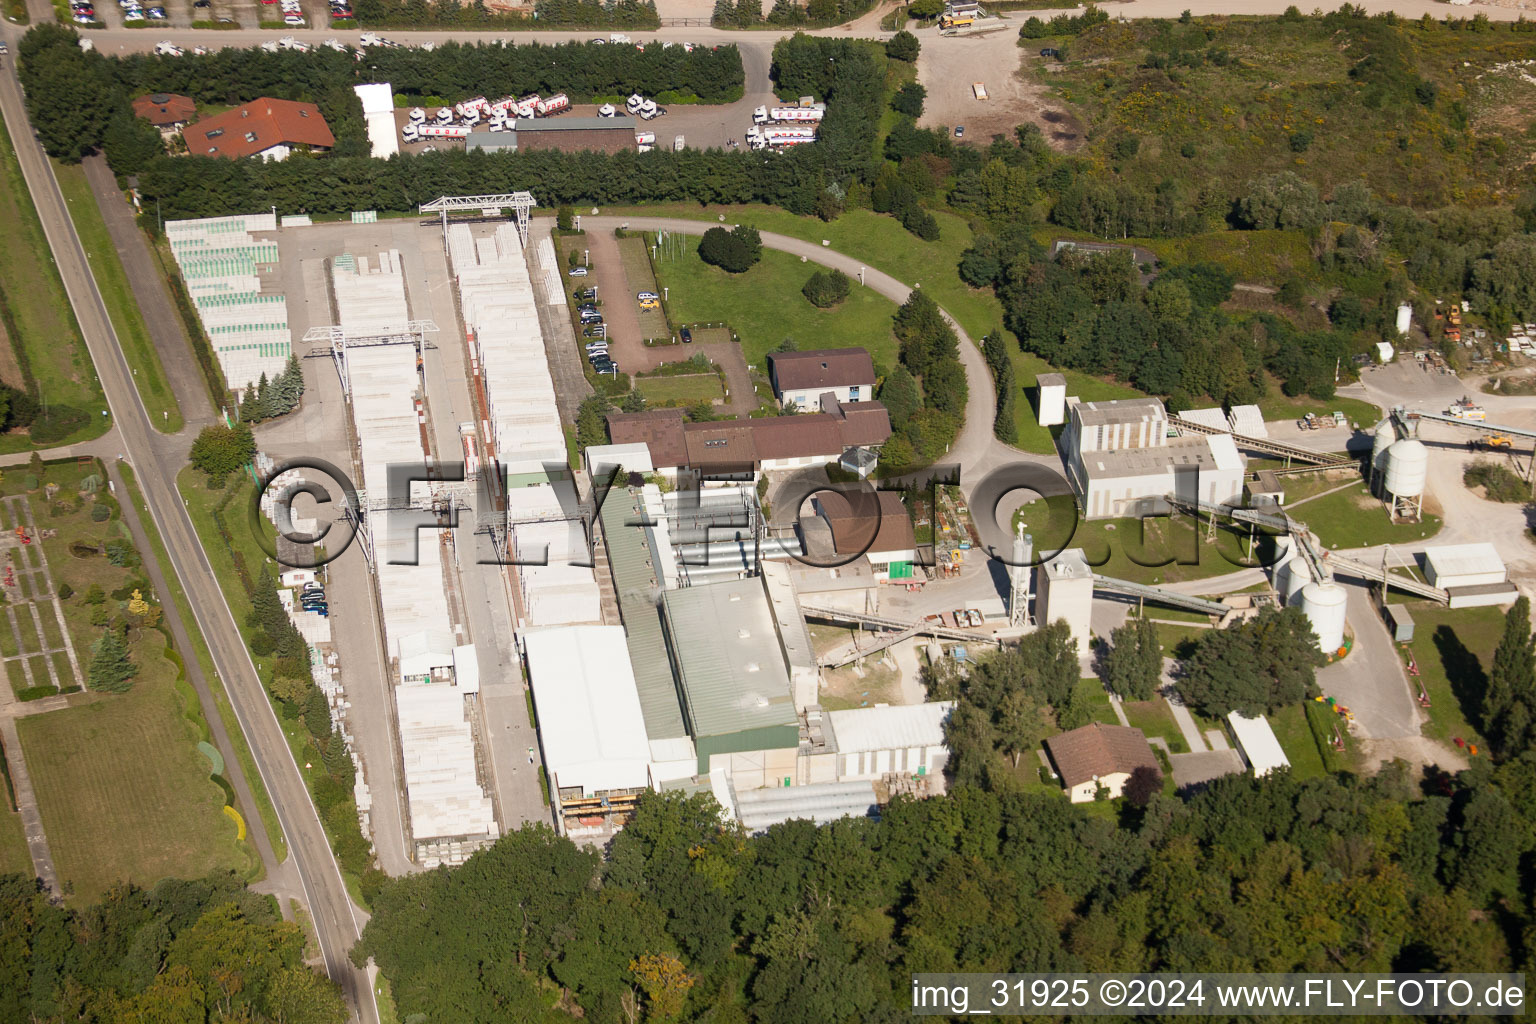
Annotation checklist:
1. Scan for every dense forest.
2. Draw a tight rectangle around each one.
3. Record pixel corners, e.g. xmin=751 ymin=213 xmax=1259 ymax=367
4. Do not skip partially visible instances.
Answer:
xmin=0 ymin=871 xmax=348 ymax=1023
xmin=346 ymin=600 xmax=1536 ymax=1024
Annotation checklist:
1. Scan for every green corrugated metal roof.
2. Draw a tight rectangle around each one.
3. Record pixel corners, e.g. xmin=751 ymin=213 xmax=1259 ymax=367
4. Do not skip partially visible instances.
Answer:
xmin=660 ymin=578 xmax=797 ymax=740
xmin=598 ymin=488 xmax=688 ymax=741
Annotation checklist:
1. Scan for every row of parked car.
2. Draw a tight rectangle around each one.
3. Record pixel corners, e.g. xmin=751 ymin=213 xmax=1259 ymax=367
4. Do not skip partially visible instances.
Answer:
xmin=298 ymin=580 xmax=328 ymax=617
xmin=86 ymin=0 xmax=167 ymax=22
xmin=575 ymin=290 xmax=619 ymax=377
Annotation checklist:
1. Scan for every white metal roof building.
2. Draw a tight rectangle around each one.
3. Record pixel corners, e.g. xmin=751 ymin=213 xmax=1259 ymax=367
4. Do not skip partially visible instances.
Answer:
xmin=1226 ymin=712 xmax=1290 ymax=778
xmin=1423 ymin=543 xmax=1507 ymax=588
xmin=394 ymin=683 xmax=499 ymax=862
xmin=352 ymin=83 xmax=400 ymax=160
xmin=523 ymin=625 xmax=652 ymax=798
xmin=826 ymin=701 xmax=955 ymax=782
xmin=165 ymin=213 xmax=291 ymax=393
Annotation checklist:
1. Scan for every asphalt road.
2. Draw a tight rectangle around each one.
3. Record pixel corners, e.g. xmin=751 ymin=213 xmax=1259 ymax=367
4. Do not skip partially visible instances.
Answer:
xmin=0 ymin=32 xmax=377 ymax=1024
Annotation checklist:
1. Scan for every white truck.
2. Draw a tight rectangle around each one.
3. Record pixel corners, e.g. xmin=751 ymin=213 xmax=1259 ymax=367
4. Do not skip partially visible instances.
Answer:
xmin=609 ymin=32 xmax=630 ymax=43
xmin=418 ymin=124 xmax=470 ymax=139
xmin=639 ymin=98 xmax=658 ymax=119
xmin=625 ymin=93 xmax=645 ymax=114
xmin=454 ymin=96 xmax=488 ymax=118
xmin=401 ymin=122 xmax=420 ymax=142
xmin=635 ymin=131 xmax=656 ymax=145
xmin=154 ymin=40 xmax=183 ymax=56
xmin=408 ymin=106 xmax=427 ymax=124
xmin=435 ymin=106 xmax=454 ymax=125
xmin=598 ymin=103 xmax=617 ymax=117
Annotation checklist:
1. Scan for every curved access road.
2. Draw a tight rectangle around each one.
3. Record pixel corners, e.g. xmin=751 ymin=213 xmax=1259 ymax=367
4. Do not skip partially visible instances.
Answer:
xmin=0 ymin=34 xmax=377 ymax=1024
xmin=583 ymin=215 xmax=1032 ymax=487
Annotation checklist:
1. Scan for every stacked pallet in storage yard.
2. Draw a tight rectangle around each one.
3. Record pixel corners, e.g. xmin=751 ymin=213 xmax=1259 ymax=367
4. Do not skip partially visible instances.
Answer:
xmin=166 ymin=213 xmax=292 ymax=394
xmin=445 ymin=223 xmax=601 ymax=628
xmin=332 ymin=251 xmax=498 ymax=867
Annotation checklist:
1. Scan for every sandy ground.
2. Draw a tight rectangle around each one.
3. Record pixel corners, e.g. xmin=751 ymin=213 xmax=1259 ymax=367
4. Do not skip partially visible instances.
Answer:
xmin=915 ymin=20 xmax=1084 ymax=148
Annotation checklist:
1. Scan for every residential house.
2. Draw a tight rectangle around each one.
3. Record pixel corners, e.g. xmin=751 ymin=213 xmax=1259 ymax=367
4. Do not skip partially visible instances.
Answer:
xmin=1043 ymin=722 xmax=1159 ymax=803
xmin=768 ymin=348 xmax=876 ymax=409
xmin=183 ymin=98 xmax=335 ymax=161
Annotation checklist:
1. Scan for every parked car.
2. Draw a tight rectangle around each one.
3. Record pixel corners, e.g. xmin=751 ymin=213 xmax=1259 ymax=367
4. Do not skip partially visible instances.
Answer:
xmin=636 ymin=291 xmax=658 ymax=300
xmin=679 ymin=327 xmax=692 ymax=344
xmin=284 ymin=13 xmax=304 ymax=23
xmin=123 ymin=10 xmax=144 ymax=20
xmin=577 ymin=303 xmax=598 ymax=313
xmin=574 ymin=288 xmax=596 ymax=300
xmin=193 ymin=0 xmax=210 ymax=8
xmin=581 ymin=326 xmax=606 ymax=338
xmin=568 ymin=266 xmax=588 ymax=277
xmin=638 ymin=297 xmax=660 ymax=311
xmin=954 ymin=125 xmax=964 ymax=138
xmin=147 ymin=7 xmax=167 ymax=18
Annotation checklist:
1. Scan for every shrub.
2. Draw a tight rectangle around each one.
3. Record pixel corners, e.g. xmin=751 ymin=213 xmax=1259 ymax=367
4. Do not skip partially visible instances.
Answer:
xmin=890 ymin=81 xmax=925 ymax=118
xmin=698 ymin=225 xmax=762 ymax=273
xmin=90 ymin=502 xmax=111 ymax=522
xmin=885 ymin=29 xmax=919 ymax=62
xmin=802 ymin=269 xmax=851 ymax=308
xmin=57 ymin=582 xmax=73 ymax=600
xmin=69 ymin=541 xmax=100 ymax=559
xmin=1465 ymin=461 xmax=1526 ymax=503
xmin=556 ymin=204 xmax=574 ymax=230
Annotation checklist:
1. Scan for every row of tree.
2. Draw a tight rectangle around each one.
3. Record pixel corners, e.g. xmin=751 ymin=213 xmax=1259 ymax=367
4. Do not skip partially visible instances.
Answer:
xmin=346 ymin=0 xmax=660 ymax=28
xmin=237 ymin=355 xmax=306 ymax=424
xmin=0 ymin=872 xmax=348 ymax=1023
xmin=713 ymin=0 xmax=875 ymax=30
xmin=879 ymin=290 xmax=966 ymax=469
xmin=353 ymin=748 xmax=1536 ymax=1023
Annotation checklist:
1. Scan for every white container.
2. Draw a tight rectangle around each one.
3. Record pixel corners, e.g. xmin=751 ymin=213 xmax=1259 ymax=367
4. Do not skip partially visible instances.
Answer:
xmin=1395 ymin=303 xmax=1412 ymax=335
xmin=1300 ymin=582 xmax=1347 ymax=653
xmin=1383 ymin=439 xmax=1428 ymax=500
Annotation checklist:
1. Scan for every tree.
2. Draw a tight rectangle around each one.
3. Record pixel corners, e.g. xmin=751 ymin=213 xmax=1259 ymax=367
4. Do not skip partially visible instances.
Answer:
xmin=556 ymin=204 xmax=575 ymax=230
xmin=996 ymin=688 xmax=1048 ymax=767
xmin=890 ymin=81 xmax=926 ymax=118
xmin=88 ymin=628 xmax=138 ymax=693
xmin=885 ymin=30 xmax=919 ymax=62
xmin=801 ymin=269 xmax=850 ymax=308
xmin=629 ymin=953 xmax=694 ymax=1020
xmin=621 ymin=389 xmax=647 ymax=413
xmin=575 ymin=394 xmax=612 ymax=450
xmin=697 ymin=225 xmax=761 ymax=273
xmin=1484 ymin=596 xmax=1536 ymax=759
xmin=188 ymin=423 xmax=255 ymax=480
xmin=907 ymin=0 xmax=942 ymax=18
xmin=1177 ymin=607 xmax=1324 ymax=717
xmin=1122 ymin=764 xmax=1163 ymax=807
xmin=1103 ymin=616 xmax=1161 ymax=701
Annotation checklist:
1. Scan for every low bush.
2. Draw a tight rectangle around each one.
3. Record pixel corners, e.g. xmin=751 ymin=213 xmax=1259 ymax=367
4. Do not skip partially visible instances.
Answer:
xmin=802 ymin=268 xmax=852 ymax=308
xmin=1465 ymin=460 xmax=1527 ymax=503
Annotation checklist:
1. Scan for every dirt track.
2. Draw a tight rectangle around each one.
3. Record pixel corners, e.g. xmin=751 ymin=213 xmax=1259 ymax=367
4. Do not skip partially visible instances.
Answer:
xmin=914 ymin=21 xmax=1084 ymax=149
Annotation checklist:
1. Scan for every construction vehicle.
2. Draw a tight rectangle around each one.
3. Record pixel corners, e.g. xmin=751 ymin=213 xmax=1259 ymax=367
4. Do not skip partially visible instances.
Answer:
xmin=1473 ymin=434 xmax=1513 ymax=451
xmin=940 ymin=6 xmax=976 ymax=28
xmin=1448 ymin=396 xmax=1486 ymax=421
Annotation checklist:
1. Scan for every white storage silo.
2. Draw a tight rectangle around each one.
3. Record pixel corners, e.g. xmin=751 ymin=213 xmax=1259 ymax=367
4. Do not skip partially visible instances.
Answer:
xmin=1300 ymin=581 xmax=1348 ymax=653
xmin=1283 ymin=553 xmax=1312 ymax=604
xmin=1369 ymin=420 xmax=1396 ymax=494
xmin=1396 ymin=303 xmax=1412 ymax=336
xmin=1384 ymin=438 xmax=1428 ymax=521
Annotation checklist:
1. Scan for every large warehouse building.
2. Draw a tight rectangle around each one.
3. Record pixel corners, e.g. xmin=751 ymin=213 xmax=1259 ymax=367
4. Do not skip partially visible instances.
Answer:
xmin=1061 ymin=398 xmax=1246 ymax=519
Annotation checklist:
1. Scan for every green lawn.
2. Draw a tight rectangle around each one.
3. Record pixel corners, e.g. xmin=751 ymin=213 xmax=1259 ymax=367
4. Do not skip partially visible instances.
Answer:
xmin=606 ymin=204 xmax=1000 ymax=341
xmin=635 ymin=373 xmax=722 ymax=406
xmin=1255 ymin=383 xmax=1381 ymax=432
xmin=1294 ymin=482 xmax=1442 ymax=551
xmin=615 ymin=235 xmax=670 ymax=341
xmin=17 ymin=665 xmax=249 ymax=904
xmin=1013 ymin=495 xmax=1263 ymax=586
xmin=1150 ymin=622 xmax=1213 ymax=659
xmin=1074 ymin=678 xmax=1119 ymax=727
xmin=1268 ymin=702 xmax=1329 ymax=780
xmin=119 ymin=462 xmax=286 ymax=866
xmin=1121 ymin=699 xmax=1189 ymax=754
xmin=1403 ymin=603 xmax=1506 ymax=750
xmin=0 ymin=112 xmax=107 ymax=454
xmin=650 ymin=233 xmax=902 ymax=371
xmin=53 ymin=162 xmax=182 ymax=433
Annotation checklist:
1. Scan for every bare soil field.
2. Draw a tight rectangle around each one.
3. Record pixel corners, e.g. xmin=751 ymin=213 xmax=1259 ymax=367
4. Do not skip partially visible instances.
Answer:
xmin=915 ymin=22 xmax=1084 ymax=149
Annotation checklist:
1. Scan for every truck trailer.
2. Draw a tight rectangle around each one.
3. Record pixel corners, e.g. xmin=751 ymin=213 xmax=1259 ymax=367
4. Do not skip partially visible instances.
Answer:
xmin=535 ymin=93 xmax=570 ymax=116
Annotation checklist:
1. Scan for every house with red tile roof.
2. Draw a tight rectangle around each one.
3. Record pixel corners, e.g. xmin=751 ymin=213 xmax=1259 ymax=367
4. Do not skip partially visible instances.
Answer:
xmin=183 ymin=98 xmax=335 ymax=162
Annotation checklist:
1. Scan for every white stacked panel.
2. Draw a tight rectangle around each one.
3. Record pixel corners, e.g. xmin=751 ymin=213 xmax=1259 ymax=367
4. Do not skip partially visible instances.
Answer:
xmin=1227 ymin=404 xmax=1268 ymax=438
xmin=166 ymin=215 xmax=290 ymax=392
xmin=1179 ymin=407 xmax=1231 ymax=433
xmin=513 ymin=520 xmax=601 ymax=626
xmin=444 ymin=224 xmax=565 ymax=477
xmin=394 ymin=684 xmax=499 ymax=842
xmin=536 ymin=237 xmax=566 ymax=305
